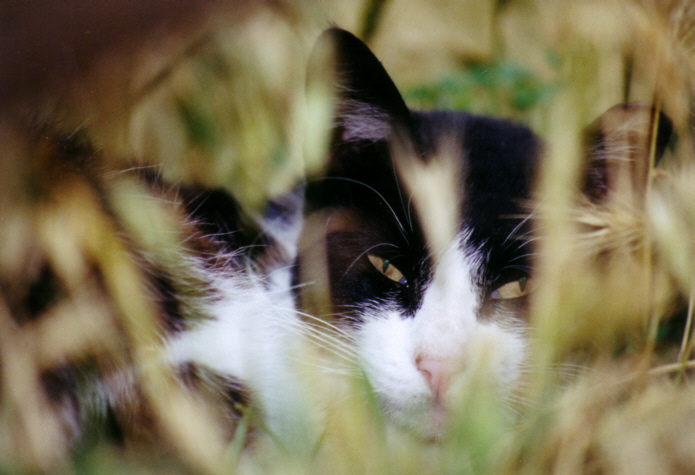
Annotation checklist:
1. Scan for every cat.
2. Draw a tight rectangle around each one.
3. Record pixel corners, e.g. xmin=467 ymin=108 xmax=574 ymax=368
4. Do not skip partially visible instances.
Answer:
xmin=158 ymin=26 xmax=542 ymax=442
xmin=165 ymin=27 xmax=671 ymax=442
xmin=36 ymin=27 xmax=671 ymax=453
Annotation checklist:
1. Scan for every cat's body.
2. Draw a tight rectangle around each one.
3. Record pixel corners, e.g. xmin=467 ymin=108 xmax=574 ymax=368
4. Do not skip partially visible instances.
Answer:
xmin=39 ymin=27 xmax=669 ymax=452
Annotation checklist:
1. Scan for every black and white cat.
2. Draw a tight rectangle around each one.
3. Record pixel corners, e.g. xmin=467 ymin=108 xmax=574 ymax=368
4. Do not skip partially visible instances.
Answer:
xmin=162 ymin=27 xmax=544 ymax=441
xmin=50 ymin=27 xmax=670 ymax=449
xmin=166 ymin=27 xmax=674 ymax=441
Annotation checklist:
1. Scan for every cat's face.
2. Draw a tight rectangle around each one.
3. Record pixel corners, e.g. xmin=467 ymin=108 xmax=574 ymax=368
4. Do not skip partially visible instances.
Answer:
xmin=298 ymin=29 xmax=539 ymax=437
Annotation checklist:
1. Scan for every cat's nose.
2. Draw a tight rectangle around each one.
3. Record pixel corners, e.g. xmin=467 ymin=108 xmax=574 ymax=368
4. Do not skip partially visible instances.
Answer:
xmin=415 ymin=355 xmax=452 ymax=400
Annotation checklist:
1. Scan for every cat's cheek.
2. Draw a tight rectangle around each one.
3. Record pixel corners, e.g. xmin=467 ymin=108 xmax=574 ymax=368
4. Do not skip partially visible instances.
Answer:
xmin=356 ymin=310 xmax=427 ymax=398
xmin=355 ymin=310 xmax=433 ymax=415
xmin=464 ymin=322 xmax=526 ymax=392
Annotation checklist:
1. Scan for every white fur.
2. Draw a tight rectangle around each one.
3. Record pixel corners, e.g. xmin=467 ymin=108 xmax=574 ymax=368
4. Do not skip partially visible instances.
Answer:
xmin=357 ymin=236 xmax=526 ymax=437
xmin=165 ymin=265 xmax=316 ymax=444
xmin=166 ymin=238 xmax=525 ymax=441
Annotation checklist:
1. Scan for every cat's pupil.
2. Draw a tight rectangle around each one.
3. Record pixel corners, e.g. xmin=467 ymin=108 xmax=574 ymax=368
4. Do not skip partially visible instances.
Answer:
xmin=381 ymin=258 xmax=391 ymax=273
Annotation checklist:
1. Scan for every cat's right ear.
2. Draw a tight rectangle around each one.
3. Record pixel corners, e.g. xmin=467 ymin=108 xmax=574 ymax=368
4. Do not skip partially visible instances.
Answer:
xmin=581 ymin=103 xmax=673 ymax=204
xmin=308 ymin=27 xmax=412 ymax=146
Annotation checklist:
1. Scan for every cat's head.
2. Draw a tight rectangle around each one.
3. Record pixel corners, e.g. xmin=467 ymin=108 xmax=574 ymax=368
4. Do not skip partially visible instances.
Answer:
xmin=297 ymin=27 xmax=671 ymax=438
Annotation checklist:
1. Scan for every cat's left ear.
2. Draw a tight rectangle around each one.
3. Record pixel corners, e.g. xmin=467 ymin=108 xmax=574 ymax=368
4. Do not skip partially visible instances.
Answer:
xmin=582 ymin=103 xmax=673 ymax=203
xmin=309 ymin=27 xmax=412 ymax=145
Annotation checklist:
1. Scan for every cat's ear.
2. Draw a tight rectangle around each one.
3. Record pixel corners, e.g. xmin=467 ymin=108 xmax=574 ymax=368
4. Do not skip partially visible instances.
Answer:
xmin=582 ymin=103 xmax=673 ymax=203
xmin=309 ymin=27 xmax=412 ymax=145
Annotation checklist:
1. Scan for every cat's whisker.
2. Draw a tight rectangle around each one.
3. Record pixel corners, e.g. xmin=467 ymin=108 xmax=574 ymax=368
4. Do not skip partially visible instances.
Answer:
xmin=519 ymin=361 xmax=591 ymax=376
xmin=302 ymin=338 xmax=358 ymax=364
xmin=202 ymin=230 xmax=242 ymax=240
xmin=301 ymin=322 xmax=357 ymax=348
xmin=499 ymin=395 xmax=526 ymax=415
xmin=104 ymin=164 xmax=162 ymax=178
xmin=507 ymin=250 xmax=536 ymax=261
xmin=276 ymin=321 xmax=357 ymax=362
xmin=503 ymin=390 xmax=540 ymax=411
xmin=498 ymin=260 xmax=534 ymax=274
xmin=272 ymin=314 xmax=359 ymax=361
xmin=512 ymin=236 xmax=540 ymax=251
xmin=501 ymin=212 xmax=535 ymax=246
xmin=500 ymin=397 xmax=532 ymax=418
xmin=293 ymin=309 xmax=358 ymax=342
xmin=343 ymin=242 xmax=399 ymax=276
xmin=300 ymin=325 xmax=358 ymax=358
xmin=507 ymin=227 xmax=535 ymax=243
xmin=289 ymin=357 xmax=360 ymax=377
xmin=181 ymin=191 xmax=217 ymax=219
xmin=500 ymin=402 xmax=522 ymax=419
xmin=334 ymin=303 xmax=364 ymax=311
xmin=392 ymin=165 xmax=416 ymax=233
xmin=501 ymin=264 xmax=533 ymax=274
xmin=298 ymin=333 xmax=358 ymax=363
xmin=286 ymin=281 xmax=314 ymax=293
xmin=262 ymin=264 xmax=298 ymax=281
xmin=405 ymin=190 xmax=416 ymax=231
xmin=318 ymin=176 xmax=411 ymax=245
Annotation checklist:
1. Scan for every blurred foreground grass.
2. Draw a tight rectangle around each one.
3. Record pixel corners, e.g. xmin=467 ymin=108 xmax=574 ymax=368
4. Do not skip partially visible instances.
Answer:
xmin=1 ymin=0 xmax=695 ymax=473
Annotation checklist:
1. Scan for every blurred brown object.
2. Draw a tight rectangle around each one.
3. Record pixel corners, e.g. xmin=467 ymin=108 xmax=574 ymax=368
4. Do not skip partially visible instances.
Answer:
xmin=0 ymin=0 xmax=250 ymax=107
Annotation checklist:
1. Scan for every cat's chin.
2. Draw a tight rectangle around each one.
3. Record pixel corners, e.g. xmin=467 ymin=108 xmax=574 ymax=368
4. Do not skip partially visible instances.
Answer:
xmin=418 ymin=403 xmax=449 ymax=442
xmin=384 ymin=398 xmax=452 ymax=442
xmin=384 ymin=376 xmax=517 ymax=442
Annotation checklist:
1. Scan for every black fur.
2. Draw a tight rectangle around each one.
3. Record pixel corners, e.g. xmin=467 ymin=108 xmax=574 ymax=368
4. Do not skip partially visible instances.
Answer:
xmin=301 ymin=29 xmax=672 ymax=325
xmin=302 ymin=28 xmax=540 ymax=322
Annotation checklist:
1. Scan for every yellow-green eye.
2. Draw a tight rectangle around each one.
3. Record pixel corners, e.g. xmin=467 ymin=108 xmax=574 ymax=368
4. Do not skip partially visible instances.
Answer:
xmin=367 ymin=254 xmax=407 ymax=285
xmin=491 ymin=277 xmax=530 ymax=300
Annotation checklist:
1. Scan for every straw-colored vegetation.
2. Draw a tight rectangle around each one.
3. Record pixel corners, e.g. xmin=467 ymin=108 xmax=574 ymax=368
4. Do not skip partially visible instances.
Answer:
xmin=1 ymin=0 xmax=694 ymax=473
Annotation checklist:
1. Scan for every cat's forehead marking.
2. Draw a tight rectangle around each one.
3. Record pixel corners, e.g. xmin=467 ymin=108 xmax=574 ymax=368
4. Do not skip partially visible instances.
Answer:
xmin=392 ymin=135 xmax=464 ymax=263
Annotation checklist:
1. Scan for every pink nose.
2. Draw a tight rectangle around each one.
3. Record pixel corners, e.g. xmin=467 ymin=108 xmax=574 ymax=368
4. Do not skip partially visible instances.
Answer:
xmin=415 ymin=355 xmax=452 ymax=400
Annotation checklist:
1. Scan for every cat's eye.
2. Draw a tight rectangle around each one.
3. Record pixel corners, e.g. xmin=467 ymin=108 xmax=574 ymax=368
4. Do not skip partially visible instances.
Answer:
xmin=367 ymin=254 xmax=407 ymax=285
xmin=491 ymin=277 xmax=530 ymax=300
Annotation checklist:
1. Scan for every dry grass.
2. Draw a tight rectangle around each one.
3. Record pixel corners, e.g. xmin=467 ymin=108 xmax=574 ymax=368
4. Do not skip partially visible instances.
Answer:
xmin=1 ymin=0 xmax=694 ymax=473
